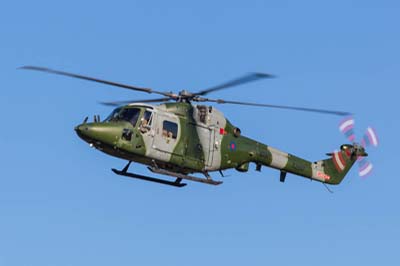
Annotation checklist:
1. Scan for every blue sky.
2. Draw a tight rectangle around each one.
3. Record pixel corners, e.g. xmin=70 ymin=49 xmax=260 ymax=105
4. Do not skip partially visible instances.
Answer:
xmin=1 ymin=1 xmax=399 ymax=265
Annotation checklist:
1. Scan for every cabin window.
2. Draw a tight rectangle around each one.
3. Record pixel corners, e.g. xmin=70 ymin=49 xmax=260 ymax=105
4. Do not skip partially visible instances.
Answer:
xmin=162 ymin=121 xmax=178 ymax=139
xmin=197 ymin=105 xmax=208 ymax=123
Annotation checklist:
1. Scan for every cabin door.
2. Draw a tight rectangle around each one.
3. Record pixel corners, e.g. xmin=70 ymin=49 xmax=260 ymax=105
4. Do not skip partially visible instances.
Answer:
xmin=151 ymin=113 xmax=181 ymax=161
xmin=195 ymin=124 xmax=217 ymax=169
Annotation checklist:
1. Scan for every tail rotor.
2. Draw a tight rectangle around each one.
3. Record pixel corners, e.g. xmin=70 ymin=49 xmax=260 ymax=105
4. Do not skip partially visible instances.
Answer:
xmin=338 ymin=117 xmax=379 ymax=178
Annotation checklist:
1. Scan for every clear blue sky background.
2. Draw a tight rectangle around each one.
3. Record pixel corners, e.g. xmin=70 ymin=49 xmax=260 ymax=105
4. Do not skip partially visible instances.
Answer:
xmin=1 ymin=1 xmax=399 ymax=265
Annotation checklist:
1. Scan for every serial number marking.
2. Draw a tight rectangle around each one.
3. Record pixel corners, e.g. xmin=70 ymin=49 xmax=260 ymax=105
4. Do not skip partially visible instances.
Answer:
xmin=317 ymin=171 xmax=331 ymax=180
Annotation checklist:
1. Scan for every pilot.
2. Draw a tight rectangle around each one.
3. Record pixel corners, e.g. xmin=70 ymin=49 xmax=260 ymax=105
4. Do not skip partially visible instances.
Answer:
xmin=140 ymin=118 xmax=149 ymax=133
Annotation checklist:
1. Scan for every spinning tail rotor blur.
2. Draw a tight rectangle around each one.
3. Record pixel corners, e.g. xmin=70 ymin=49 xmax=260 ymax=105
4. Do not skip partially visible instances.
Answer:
xmin=338 ymin=117 xmax=379 ymax=178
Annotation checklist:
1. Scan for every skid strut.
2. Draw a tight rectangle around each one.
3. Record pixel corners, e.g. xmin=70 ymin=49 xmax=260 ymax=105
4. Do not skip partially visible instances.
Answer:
xmin=148 ymin=166 xmax=222 ymax=185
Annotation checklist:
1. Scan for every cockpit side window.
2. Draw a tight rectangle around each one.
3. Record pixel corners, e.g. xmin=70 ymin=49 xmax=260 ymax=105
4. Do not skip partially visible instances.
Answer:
xmin=142 ymin=111 xmax=153 ymax=126
xmin=140 ymin=110 xmax=153 ymax=133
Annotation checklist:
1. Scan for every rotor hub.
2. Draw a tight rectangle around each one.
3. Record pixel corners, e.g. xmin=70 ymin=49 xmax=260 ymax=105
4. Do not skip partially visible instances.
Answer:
xmin=178 ymin=90 xmax=194 ymax=97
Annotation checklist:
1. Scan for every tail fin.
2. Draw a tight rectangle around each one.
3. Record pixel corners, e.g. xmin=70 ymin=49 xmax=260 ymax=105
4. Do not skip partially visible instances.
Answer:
xmin=315 ymin=144 xmax=366 ymax=185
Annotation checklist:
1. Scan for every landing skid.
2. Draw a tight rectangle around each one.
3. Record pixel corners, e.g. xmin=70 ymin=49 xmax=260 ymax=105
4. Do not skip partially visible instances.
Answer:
xmin=111 ymin=161 xmax=223 ymax=187
xmin=112 ymin=161 xmax=186 ymax=188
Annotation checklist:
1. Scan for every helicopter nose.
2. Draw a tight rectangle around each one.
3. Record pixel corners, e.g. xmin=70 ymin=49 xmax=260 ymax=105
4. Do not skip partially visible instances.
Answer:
xmin=75 ymin=123 xmax=91 ymax=141
xmin=74 ymin=122 xmax=120 ymax=147
xmin=75 ymin=123 xmax=88 ymax=134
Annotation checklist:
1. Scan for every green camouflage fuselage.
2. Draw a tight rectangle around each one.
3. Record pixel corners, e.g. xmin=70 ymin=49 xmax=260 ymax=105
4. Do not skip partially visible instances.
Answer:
xmin=75 ymin=102 xmax=362 ymax=185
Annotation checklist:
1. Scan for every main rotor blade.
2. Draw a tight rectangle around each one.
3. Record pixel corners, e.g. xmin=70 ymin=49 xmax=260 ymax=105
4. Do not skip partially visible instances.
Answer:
xmin=195 ymin=72 xmax=275 ymax=96
xmin=99 ymin=97 xmax=171 ymax=106
xmin=197 ymin=98 xmax=351 ymax=116
xmin=19 ymin=66 xmax=174 ymax=98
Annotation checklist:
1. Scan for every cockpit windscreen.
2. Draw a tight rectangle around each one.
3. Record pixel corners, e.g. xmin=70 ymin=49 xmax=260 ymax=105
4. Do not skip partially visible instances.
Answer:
xmin=104 ymin=107 xmax=141 ymax=126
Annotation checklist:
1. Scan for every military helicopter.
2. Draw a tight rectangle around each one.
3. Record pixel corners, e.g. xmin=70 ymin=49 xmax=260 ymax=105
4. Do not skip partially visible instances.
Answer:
xmin=21 ymin=66 xmax=368 ymax=187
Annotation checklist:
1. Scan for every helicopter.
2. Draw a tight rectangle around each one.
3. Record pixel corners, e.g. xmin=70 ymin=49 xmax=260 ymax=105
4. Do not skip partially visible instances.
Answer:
xmin=21 ymin=66 xmax=368 ymax=187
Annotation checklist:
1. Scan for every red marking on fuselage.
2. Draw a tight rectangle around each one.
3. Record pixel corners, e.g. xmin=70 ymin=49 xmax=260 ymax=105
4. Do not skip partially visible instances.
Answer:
xmin=317 ymin=171 xmax=331 ymax=180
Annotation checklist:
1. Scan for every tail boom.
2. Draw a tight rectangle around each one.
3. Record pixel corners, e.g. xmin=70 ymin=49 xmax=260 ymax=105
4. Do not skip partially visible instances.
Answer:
xmin=255 ymin=144 xmax=362 ymax=185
